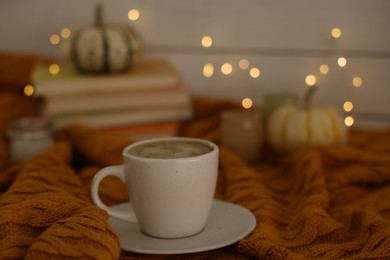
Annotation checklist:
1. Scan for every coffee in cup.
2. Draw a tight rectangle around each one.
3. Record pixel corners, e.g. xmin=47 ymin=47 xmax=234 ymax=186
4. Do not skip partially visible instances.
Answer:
xmin=91 ymin=137 xmax=219 ymax=239
xmin=128 ymin=139 xmax=212 ymax=159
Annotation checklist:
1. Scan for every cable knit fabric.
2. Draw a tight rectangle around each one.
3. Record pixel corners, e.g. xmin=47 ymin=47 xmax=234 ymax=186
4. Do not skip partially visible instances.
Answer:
xmin=0 ymin=53 xmax=389 ymax=259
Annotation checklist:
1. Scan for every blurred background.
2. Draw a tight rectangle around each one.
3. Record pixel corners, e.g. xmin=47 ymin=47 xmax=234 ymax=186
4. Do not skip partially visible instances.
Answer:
xmin=1 ymin=0 xmax=389 ymax=128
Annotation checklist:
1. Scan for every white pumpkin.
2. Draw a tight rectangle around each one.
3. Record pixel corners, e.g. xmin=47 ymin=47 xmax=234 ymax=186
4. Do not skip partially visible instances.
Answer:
xmin=70 ymin=5 xmax=143 ymax=74
xmin=266 ymin=86 xmax=348 ymax=152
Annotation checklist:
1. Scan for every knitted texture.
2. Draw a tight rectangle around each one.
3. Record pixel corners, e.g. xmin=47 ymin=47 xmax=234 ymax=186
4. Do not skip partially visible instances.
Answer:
xmin=0 ymin=53 xmax=389 ymax=259
xmin=0 ymin=133 xmax=122 ymax=259
xmin=219 ymin=139 xmax=390 ymax=259
xmin=183 ymin=110 xmax=390 ymax=259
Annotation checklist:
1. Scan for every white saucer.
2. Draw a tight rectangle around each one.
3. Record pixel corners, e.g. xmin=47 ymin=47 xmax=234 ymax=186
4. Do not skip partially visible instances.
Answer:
xmin=108 ymin=200 xmax=256 ymax=254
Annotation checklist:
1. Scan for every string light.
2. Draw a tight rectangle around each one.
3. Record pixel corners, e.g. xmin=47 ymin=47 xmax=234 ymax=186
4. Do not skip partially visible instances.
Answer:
xmin=128 ymin=9 xmax=140 ymax=21
xmin=203 ymin=63 xmax=214 ymax=78
xmin=49 ymin=34 xmax=60 ymax=45
xmin=343 ymin=101 xmax=353 ymax=112
xmin=249 ymin=67 xmax=260 ymax=78
xmin=238 ymin=59 xmax=249 ymax=70
xmin=60 ymin=28 xmax=71 ymax=39
xmin=201 ymin=36 xmax=213 ymax=48
xmin=331 ymin=27 xmax=342 ymax=39
xmin=319 ymin=64 xmax=329 ymax=75
xmin=242 ymin=98 xmax=253 ymax=109
xmin=305 ymin=74 xmax=317 ymax=86
xmin=49 ymin=28 xmax=71 ymax=47
xmin=338 ymin=57 xmax=347 ymax=67
xmin=344 ymin=116 xmax=354 ymax=127
xmin=49 ymin=64 xmax=60 ymax=75
xmin=24 ymin=84 xmax=34 ymax=96
xmin=221 ymin=63 xmax=233 ymax=75
xmin=352 ymin=76 xmax=362 ymax=87
xmin=193 ymin=26 xmax=364 ymax=116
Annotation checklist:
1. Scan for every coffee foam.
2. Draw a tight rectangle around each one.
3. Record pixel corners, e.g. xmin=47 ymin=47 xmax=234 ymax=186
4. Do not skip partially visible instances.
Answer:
xmin=129 ymin=140 xmax=212 ymax=159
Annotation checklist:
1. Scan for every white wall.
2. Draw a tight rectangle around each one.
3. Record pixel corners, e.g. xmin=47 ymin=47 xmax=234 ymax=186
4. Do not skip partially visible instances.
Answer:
xmin=1 ymin=0 xmax=389 ymax=128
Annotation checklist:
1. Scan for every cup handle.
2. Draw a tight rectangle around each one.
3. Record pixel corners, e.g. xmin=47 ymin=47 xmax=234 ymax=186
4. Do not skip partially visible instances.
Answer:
xmin=90 ymin=165 xmax=138 ymax=223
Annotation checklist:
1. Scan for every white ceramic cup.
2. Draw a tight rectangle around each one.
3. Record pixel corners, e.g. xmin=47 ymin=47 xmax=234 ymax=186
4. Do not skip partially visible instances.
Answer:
xmin=91 ymin=137 xmax=219 ymax=239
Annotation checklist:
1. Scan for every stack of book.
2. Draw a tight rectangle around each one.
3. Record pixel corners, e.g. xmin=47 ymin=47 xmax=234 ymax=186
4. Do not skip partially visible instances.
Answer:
xmin=31 ymin=59 xmax=192 ymax=139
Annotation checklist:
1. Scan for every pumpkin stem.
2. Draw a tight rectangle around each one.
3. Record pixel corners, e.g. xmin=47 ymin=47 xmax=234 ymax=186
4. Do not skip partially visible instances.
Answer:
xmin=95 ymin=3 xmax=104 ymax=27
xmin=302 ymin=85 xmax=317 ymax=110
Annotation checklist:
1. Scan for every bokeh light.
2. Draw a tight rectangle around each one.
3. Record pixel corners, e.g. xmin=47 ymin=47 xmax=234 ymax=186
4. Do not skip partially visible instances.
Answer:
xmin=221 ymin=63 xmax=233 ymax=75
xmin=343 ymin=101 xmax=353 ymax=112
xmin=203 ymin=63 xmax=214 ymax=78
xmin=201 ymin=36 xmax=213 ymax=48
xmin=344 ymin=116 xmax=354 ymax=127
xmin=305 ymin=74 xmax=317 ymax=86
xmin=352 ymin=76 xmax=363 ymax=87
xmin=49 ymin=64 xmax=60 ymax=75
xmin=49 ymin=34 xmax=60 ymax=45
xmin=238 ymin=59 xmax=249 ymax=70
xmin=24 ymin=84 xmax=34 ymax=96
xmin=60 ymin=28 xmax=71 ymax=39
xmin=242 ymin=98 xmax=253 ymax=109
xmin=128 ymin=9 xmax=140 ymax=21
xmin=338 ymin=57 xmax=347 ymax=67
xmin=319 ymin=64 xmax=329 ymax=75
xmin=331 ymin=27 xmax=342 ymax=39
xmin=249 ymin=67 xmax=260 ymax=78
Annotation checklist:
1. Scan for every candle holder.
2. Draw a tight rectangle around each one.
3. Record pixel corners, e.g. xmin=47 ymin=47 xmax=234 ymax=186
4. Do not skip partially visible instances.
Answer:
xmin=219 ymin=109 xmax=263 ymax=163
xmin=7 ymin=117 xmax=54 ymax=161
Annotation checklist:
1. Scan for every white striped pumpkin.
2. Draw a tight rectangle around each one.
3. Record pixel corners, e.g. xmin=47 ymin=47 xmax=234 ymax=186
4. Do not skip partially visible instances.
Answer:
xmin=70 ymin=5 xmax=143 ymax=74
xmin=266 ymin=105 xmax=348 ymax=152
xmin=71 ymin=24 xmax=143 ymax=74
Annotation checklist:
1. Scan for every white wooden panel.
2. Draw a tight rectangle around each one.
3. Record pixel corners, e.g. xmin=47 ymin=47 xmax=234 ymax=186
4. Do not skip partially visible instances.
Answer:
xmin=159 ymin=53 xmax=389 ymax=111
xmin=134 ymin=0 xmax=390 ymax=51
xmin=0 ymin=0 xmax=389 ymax=128
xmin=1 ymin=1 xmax=389 ymax=54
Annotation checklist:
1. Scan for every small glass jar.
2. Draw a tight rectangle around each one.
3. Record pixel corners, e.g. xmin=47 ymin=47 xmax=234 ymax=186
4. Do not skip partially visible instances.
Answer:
xmin=219 ymin=109 xmax=263 ymax=163
xmin=7 ymin=117 xmax=54 ymax=161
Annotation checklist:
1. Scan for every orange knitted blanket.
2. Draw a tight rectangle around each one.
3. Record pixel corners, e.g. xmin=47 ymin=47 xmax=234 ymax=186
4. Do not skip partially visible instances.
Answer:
xmin=0 ymin=53 xmax=390 ymax=259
